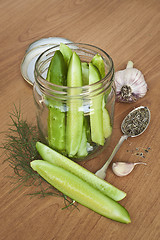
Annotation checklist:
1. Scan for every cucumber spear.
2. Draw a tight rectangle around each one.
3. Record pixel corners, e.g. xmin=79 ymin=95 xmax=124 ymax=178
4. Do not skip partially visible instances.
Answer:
xmin=36 ymin=142 xmax=126 ymax=201
xmin=92 ymin=54 xmax=112 ymax=139
xmin=31 ymin=160 xmax=131 ymax=224
xmin=89 ymin=63 xmax=104 ymax=145
xmin=46 ymin=50 xmax=67 ymax=152
xmin=66 ymin=52 xmax=83 ymax=157
xmin=60 ymin=43 xmax=73 ymax=67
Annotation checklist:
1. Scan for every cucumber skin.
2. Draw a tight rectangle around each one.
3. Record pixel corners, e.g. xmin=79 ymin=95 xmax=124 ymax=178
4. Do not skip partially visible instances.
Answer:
xmin=66 ymin=52 xmax=83 ymax=157
xmin=47 ymin=50 xmax=67 ymax=85
xmin=89 ymin=63 xmax=104 ymax=145
xmin=48 ymin=104 xmax=65 ymax=151
xmin=31 ymin=160 xmax=131 ymax=224
xmin=46 ymin=50 xmax=67 ymax=151
xmin=36 ymin=142 xmax=126 ymax=201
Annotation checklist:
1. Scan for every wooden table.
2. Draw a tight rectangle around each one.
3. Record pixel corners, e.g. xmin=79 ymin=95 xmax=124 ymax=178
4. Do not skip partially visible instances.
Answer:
xmin=1 ymin=0 xmax=160 ymax=239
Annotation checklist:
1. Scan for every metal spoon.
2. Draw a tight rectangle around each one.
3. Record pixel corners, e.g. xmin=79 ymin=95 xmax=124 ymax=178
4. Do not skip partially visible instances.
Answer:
xmin=95 ymin=106 xmax=151 ymax=179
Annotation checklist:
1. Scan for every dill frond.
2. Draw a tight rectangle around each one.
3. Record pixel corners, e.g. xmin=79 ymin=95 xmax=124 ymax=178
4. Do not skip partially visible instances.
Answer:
xmin=1 ymin=105 xmax=78 ymax=210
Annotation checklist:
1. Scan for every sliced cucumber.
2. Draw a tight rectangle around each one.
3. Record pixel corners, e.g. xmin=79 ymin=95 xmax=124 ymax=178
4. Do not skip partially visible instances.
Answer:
xmin=47 ymin=50 xmax=67 ymax=85
xmin=46 ymin=50 xmax=67 ymax=151
xmin=103 ymin=108 xmax=112 ymax=138
xmin=36 ymin=142 xmax=126 ymax=201
xmin=31 ymin=160 xmax=131 ymax=223
xmin=91 ymin=53 xmax=105 ymax=78
xmin=91 ymin=54 xmax=112 ymax=139
xmin=82 ymin=62 xmax=89 ymax=85
xmin=77 ymin=124 xmax=88 ymax=157
xmin=66 ymin=52 xmax=83 ymax=157
xmin=60 ymin=43 xmax=73 ymax=67
xmin=89 ymin=63 xmax=104 ymax=145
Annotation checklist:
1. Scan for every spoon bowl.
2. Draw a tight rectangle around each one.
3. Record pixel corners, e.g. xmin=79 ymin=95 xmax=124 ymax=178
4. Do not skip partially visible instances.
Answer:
xmin=121 ymin=106 xmax=151 ymax=137
xmin=95 ymin=106 xmax=151 ymax=179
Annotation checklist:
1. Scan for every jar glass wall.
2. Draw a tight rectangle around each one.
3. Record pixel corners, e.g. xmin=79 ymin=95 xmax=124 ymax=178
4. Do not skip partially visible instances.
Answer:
xmin=34 ymin=43 xmax=115 ymax=161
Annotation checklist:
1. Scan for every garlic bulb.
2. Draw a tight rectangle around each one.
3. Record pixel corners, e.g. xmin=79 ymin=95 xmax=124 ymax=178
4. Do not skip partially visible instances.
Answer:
xmin=115 ymin=61 xmax=148 ymax=102
xmin=112 ymin=162 xmax=147 ymax=177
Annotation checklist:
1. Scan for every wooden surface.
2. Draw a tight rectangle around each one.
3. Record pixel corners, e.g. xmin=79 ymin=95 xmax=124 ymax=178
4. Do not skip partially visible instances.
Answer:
xmin=0 ymin=0 xmax=160 ymax=239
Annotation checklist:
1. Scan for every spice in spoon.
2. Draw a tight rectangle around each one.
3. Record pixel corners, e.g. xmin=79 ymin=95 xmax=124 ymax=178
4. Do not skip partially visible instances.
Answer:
xmin=121 ymin=106 xmax=150 ymax=137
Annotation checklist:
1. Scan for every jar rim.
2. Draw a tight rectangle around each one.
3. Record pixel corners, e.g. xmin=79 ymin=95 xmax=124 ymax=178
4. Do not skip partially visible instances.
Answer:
xmin=34 ymin=43 xmax=114 ymax=98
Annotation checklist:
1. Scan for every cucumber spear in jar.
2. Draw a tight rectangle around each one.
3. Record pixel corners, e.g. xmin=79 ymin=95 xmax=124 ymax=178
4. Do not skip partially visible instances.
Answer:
xmin=66 ymin=52 xmax=83 ymax=157
xmin=60 ymin=43 xmax=73 ymax=67
xmin=46 ymin=50 xmax=67 ymax=152
xmin=92 ymin=54 xmax=112 ymax=139
xmin=89 ymin=63 xmax=104 ymax=145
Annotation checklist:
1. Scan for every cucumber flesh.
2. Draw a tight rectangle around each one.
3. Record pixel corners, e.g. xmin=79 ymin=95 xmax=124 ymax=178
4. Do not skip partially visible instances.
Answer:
xmin=60 ymin=43 xmax=73 ymax=67
xmin=36 ymin=142 xmax=126 ymax=201
xmin=84 ymin=116 xmax=92 ymax=144
xmin=91 ymin=54 xmax=112 ymax=139
xmin=91 ymin=54 xmax=105 ymax=78
xmin=31 ymin=160 xmax=131 ymax=224
xmin=82 ymin=62 xmax=89 ymax=85
xmin=89 ymin=63 xmax=104 ymax=145
xmin=103 ymin=108 xmax=112 ymax=138
xmin=66 ymin=52 xmax=83 ymax=157
xmin=77 ymin=124 xmax=88 ymax=157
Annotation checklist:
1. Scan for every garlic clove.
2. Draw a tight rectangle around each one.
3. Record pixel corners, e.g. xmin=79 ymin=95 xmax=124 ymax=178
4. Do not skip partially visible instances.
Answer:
xmin=112 ymin=162 xmax=147 ymax=177
xmin=115 ymin=61 xmax=148 ymax=103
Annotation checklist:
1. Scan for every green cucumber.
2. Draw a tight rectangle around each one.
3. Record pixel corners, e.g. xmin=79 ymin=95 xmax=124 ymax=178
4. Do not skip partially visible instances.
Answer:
xmin=91 ymin=54 xmax=112 ymax=139
xmin=47 ymin=50 xmax=67 ymax=85
xmin=77 ymin=62 xmax=89 ymax=156
xmin=103 ymin=108 xmax=112 ymax=138
xmin=66 ymin=52 xmax=83 ymax=157
xmin=47 ymin=106 xmax=66 ymax=151
xmin=89 ymin=63 xmax=104 ymax=145
xmin=31 ymin=160 xmax=131 ymax=223
xmin=77 ymin=124 xmax=88 ymax=157
xmin=36 ymin=142 xmax=126 ymax=201
xmin=46 ymin=50 xmax=67 ymax=151
xmin=91 ymin=53 xmax=105 ymax=78
xmin=60 ymin=43 xmax=73 ymax=67
xmin=82 ymin=62 xmax=89 ymax=85
xmin=84 ymin=116 xmax=91 ymax=143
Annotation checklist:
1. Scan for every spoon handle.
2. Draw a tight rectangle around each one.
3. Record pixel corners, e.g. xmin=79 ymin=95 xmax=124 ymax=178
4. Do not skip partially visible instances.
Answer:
xmin=95 ymin=135 xmax=128 ymax=179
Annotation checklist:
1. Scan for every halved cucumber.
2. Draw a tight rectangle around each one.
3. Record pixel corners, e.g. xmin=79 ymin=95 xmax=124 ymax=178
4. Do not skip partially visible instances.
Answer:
xmin=60 ymin=43 xmax=73 ymax=67
xmin=46 ymin=50 xmax=67 ymax=151
xmin=31 ymin=160 xmax=131 ymax=224
xmin=36 ymin=142 xmax=126 ymax=201
xmin=89 ymin=63 xmax=104 ymax=146
xmin=66 ymin=52 xmax=83 ymax=157
xmin=91 ymin=53 xmax=105 ymax=78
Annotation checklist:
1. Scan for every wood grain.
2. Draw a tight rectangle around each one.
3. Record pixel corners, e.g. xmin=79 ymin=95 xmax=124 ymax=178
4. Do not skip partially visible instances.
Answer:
xmin=0 ymin=0 xmax=160 ymax=239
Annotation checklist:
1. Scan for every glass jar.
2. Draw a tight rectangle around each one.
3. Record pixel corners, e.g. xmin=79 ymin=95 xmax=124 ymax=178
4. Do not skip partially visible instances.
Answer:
xmin=33 ymin=43 xmax=115 ymax=161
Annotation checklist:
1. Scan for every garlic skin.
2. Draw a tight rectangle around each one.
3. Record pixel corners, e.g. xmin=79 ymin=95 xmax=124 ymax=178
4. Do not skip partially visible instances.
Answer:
xmin=115 ymin=61 xmax=148 ymax=103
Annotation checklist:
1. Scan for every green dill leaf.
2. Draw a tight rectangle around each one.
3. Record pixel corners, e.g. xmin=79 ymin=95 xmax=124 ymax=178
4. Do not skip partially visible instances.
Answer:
xmin=1 ymin=105 xmax=78 ymax=210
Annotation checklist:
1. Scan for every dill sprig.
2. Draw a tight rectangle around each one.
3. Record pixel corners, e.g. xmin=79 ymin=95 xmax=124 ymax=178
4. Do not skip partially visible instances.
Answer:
xmin=1 ymin=105 xmax=78 ymax=210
